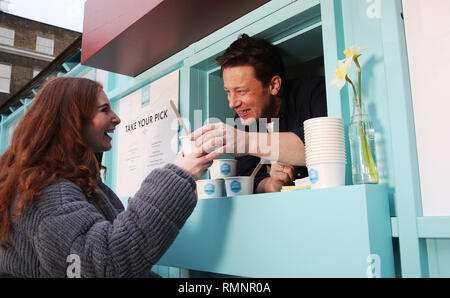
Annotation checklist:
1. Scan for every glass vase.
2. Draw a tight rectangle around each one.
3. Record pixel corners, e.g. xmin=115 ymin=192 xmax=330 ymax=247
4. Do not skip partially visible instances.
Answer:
xmin=348 ymin=100 xmax=379 ymax=184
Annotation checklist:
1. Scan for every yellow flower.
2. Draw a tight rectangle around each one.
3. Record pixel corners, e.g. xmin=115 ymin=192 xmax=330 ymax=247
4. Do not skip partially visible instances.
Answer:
xmin=330 ymin=58 xmax=352 ymax=90
xmin=344 ymin=45 xmax=368 ymax=59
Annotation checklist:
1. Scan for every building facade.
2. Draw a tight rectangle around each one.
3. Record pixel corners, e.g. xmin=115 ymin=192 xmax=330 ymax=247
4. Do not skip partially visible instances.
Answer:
xmin=0 ymin=11 xmax=80 ymax=107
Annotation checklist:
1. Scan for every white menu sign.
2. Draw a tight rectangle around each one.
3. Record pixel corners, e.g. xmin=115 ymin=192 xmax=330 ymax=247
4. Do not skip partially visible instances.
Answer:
xmin=116 ymin=70 xmax=179 ymax=198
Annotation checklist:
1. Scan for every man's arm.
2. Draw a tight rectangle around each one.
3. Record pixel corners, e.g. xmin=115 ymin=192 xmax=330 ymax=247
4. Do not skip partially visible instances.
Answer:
xmin=247 ymin=131 xmax=305 ymax=166
xmin=191 ymin=123 xmax=306 ymax=166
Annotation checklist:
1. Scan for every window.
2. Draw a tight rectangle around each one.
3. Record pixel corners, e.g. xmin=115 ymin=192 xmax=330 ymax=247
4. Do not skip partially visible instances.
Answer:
xmin=0 ymin=63 xmax=12 ymax=93
xmin=36 ymin=36 xmax=54 ymax=55
xmin=0 ymin=27 xmax=15 ymax=46
xmin=33 ymin=68 xmax=41 ymax=78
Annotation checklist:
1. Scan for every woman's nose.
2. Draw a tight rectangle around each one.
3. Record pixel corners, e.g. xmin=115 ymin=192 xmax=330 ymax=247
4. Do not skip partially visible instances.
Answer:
xmin=112 ymin=112 xmax=121 ymax=125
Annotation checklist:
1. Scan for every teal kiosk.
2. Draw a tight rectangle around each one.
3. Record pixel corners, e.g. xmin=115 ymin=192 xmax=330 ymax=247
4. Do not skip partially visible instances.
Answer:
xmin=0 ymin=0 xmax=444 ymax=277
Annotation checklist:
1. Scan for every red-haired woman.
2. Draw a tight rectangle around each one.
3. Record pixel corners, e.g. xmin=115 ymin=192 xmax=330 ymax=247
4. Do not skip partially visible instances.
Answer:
xmin=0 ymin=77 xmax=217 ymax=277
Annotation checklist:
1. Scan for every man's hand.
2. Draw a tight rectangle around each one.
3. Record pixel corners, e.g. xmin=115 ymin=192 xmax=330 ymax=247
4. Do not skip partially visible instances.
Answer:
xmin=257 ymin=162 xmax=295 ymax=193
xmin=190 ymin=122 xmax=248 ymax=156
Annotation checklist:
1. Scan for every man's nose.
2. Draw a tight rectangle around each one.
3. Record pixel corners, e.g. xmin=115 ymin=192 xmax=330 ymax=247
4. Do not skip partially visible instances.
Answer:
xmin=228 ymin=93 xmax=241 ymax=109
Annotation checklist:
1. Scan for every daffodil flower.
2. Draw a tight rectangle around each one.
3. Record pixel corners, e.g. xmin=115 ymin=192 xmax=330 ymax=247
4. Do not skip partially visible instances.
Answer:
xmin=344 ymin=45 xmax=368 ymax=59
xmin=330 ymin=58 xmax=352 ymax=90
xmin=345 ymin=45 xmax=368 ymax=76
xmin=330 ymin=45 xmax=379 ymax=184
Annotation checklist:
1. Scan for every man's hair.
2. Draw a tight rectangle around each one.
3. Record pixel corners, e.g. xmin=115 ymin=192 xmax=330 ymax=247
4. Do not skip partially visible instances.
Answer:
xmin=215 ymin=34 xmax=286 ymax=92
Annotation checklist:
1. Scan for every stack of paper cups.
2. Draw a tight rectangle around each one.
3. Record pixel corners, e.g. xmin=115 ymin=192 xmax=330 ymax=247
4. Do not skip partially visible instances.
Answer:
xmin=304 ymin=117 xmax=346 ymax=189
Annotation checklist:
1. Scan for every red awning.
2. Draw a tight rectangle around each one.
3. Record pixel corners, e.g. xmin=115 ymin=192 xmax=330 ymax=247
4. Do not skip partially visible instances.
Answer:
xmin=81 ymin=0 xmax=270 ymax=77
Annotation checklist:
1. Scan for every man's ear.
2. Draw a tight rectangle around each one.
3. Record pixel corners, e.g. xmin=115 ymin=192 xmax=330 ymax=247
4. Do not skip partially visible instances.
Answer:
xmin=269 ymin=76 xmax=282 ymax=96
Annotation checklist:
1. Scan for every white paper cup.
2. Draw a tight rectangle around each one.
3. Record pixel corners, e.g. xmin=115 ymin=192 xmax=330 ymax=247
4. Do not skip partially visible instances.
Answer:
xmin=304 ymin=117 xmax=344 ymax=126
xmin=305 ymin=130 xmax=345 ymax=138
xmin=196 ymin=179 xmax=224 ymax=199
xmin=305 ymin=147 xmax=346 ymax=153
xmin=304 ymin=122 xmax=344 ymax=134
xmin=305 ymin=130 xmax=345 ymax=139
xmin=306 ymin=145 xmax=345 ymax=151
xmin=304 ymin=122 xmax=344 ymax=128
xmin=305 ymin=132 xmax=345 ymax=139
xmin=180 ymin=136 xmax=199 ymax=154
xmin=304 ymin=123 xmax=344 ymax=129
xmin=306 ymin=159 xmax=347 ymax=166
xmin=306 ymin=151 xmax=347 ymax=159
xmin=306 ymin=139 xmax=345 ymax=146
xmin=224 ymin=176 xmax=254 ymax=196
xmin=307 ymin=163 xmax=346 ymax=189
xmin=210 ymin=159 xmax=237 ymax=179
xmin=305 ymin=129 xmax=344 ymax=136
xmin=306 ymin=136 xmax=344 ymax=142
xmin=305 ymin=138 xmax=345 ymax=144
xmin=306 ymin=154 xmax=346 ymax=160
xmin=304 ymin=125 xmax=344 ymax=131
xmin=306 ymin=152 xmax=346 ymax=159
xmin=295 ymin=177 xmax=311 ymax=187
xmin=305 ymin=148 xmax=346 ymax=155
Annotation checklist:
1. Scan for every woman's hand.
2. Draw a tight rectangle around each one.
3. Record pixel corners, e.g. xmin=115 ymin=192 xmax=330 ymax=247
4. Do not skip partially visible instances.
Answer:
xmin=173 ymin=150 xmax=220 ymax=180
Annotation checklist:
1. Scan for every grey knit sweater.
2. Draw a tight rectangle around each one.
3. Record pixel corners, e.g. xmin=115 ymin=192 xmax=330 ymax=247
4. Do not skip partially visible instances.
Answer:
xmin=0 ymin=163 xmax=197 ymax=277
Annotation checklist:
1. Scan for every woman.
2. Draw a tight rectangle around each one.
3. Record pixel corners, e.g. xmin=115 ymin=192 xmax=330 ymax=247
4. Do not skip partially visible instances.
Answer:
xmin=0 ymin=77 xmax=217 ymax=277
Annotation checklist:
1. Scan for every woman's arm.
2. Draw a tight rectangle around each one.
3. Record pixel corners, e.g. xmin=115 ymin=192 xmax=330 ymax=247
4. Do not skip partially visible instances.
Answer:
xmin=35 ymin=164 xmax=196 ymax=277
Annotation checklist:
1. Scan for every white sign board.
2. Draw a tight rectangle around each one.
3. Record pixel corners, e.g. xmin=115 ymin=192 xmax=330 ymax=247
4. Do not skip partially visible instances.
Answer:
xmin=116 ymin=70 xmax=180 ymax=198
xmin=403 ymin=0 xmax=450 ymax=215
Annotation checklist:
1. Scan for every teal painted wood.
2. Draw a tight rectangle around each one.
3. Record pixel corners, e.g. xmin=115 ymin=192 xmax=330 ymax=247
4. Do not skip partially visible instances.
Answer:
xmin=158 ymin=185 xmax=394 ymax=277
xmin=184 ymin=67 xmax=205 ymax=133
xmin=190 ymin=0 xmax=297 ymax=63
xmin=320 ymin=0 xmax=343 ymax=119
xmin=416 ymin=217 xmax=450 ymax=239
xmin=320 ymin=0 xmax=427 ymax=276
xmin=392 ymin=217 xmax=450 ymax=239
xmin=158 ymin=265 xmax=169 ymax=278
xmin=426 ymin=240 xmax=450 ymax=278
xmin=336 ymin=0 xmax=396 ymax=207
xmin=391 ymin=218 xmax=399 ymax=238
xmin=320 ymin=0 xmax=352 ymax=185
xmin=168 ymin=266 xmax=181 ymax=278
xmin=0 ymin=116 xmax=4 ymax=154
xmin=180 ymin=268 xmax=190 ymax=278
xmin=379 ymin=0 xmax=428 ymax=277
xmin=0 ymin=108 xmax=24 ymax=154
xmin=105 ymin=47 xmax=191 ymax=104
xmin=186 ymin=0 xmax=321 ymax=69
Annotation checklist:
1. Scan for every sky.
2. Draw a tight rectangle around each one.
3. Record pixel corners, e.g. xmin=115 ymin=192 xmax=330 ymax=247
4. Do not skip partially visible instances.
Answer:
xmin=2 ymin=0 xmax=87 ymax=32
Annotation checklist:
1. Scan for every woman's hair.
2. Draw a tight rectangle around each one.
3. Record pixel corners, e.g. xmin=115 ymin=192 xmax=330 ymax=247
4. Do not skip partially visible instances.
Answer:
xmin=0 ymin=77 xmax=104 ymax=249
xmin=215 ymin=34 xmax=286 ymax=94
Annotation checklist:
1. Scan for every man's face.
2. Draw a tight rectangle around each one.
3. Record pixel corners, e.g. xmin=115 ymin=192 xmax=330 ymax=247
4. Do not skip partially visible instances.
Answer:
xmin=223 ymin=65 xmax=278 ymax=126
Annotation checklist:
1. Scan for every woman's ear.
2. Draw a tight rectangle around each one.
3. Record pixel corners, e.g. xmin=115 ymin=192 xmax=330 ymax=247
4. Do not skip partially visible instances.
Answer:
xmin=269 ymin=76 xmax=282 ymax=96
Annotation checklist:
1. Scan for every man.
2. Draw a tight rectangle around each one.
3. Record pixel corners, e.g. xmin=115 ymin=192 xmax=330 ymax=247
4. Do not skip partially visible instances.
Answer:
xmin=190 ymin=34 xmax=327 ymax=193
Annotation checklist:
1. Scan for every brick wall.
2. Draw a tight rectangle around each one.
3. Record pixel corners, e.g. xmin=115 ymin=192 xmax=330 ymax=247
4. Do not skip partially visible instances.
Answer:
xmin=0 ymin=12 xmax=80 ymax=107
